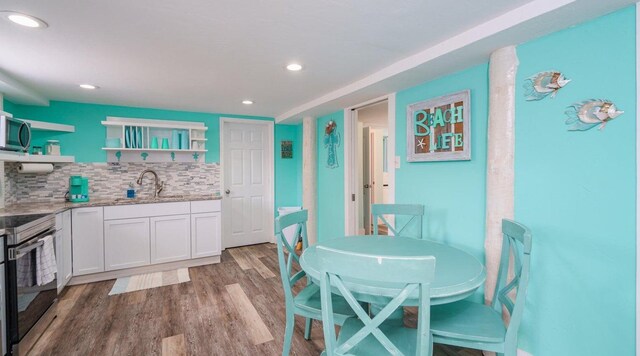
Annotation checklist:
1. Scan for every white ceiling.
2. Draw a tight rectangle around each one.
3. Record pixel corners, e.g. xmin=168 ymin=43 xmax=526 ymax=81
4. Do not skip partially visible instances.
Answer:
xmin=0 ymin=0 xmax=635 ymax=120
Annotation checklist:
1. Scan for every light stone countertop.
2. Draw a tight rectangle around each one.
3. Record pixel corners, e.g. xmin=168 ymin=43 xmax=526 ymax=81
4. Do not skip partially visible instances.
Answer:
xmin=0 ymin=194 xmax=222 ymax=217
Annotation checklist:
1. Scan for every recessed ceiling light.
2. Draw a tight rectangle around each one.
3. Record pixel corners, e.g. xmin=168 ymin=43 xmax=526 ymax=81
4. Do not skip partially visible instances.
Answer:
xmin=79 ymin=84 xmax=99 ymax=90
xmin=2 ymin=11 xmax=48 ymax=28
xmin=286 ymin=63 xmax=303 ymax=71
xmin=242 ymin=100 xmax=254 ymax=105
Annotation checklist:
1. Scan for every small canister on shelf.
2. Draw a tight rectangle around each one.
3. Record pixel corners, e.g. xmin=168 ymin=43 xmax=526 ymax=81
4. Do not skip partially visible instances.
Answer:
xmin=45 ymin=140 xmax=61 ymax=155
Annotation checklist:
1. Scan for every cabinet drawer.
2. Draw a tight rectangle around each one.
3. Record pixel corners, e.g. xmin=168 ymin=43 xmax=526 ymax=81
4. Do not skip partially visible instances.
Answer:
xmin=190 ymin=200 xmax=221 ymax=214
xmin=104 ymin=202 xmax=190 ymax=220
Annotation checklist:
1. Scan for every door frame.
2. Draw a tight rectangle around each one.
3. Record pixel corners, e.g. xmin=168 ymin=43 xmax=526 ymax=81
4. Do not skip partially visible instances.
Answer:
xmin=343 ymin=93 xmax=396 ymax=235
xmin=219 ymin=118 xmax=275 ymax=247
xmin=635 ymin=3 xmax=639 ymax=354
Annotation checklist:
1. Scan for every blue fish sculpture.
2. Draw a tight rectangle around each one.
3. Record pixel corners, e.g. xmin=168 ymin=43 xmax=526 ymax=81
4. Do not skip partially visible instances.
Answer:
xmin=524 ymin=71 xmax=571 ymax=101
xmin=565 ymin=99 xmax=624 ymax=131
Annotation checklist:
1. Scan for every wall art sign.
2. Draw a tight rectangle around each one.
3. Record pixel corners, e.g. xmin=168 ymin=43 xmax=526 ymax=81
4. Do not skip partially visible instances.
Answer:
xmin=281 ymin=140 xmax=293 ymax=159
xmin=324 ymin=120 xmax=340 ymax=168
xmin=406 ymin=89 xmax=471 ymax=162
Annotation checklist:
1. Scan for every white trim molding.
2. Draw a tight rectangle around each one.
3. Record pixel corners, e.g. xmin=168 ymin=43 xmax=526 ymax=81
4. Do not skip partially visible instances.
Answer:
xmin=636 ymin=4 xmax=640 ymax=356
xmin=344 ymin=94 xmax=396 ymax=235
xmin=219 ymin=117 xmax=275 ymax=246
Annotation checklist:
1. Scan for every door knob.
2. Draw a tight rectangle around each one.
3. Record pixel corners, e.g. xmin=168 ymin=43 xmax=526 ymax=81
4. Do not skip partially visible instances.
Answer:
xmin=363 ymin=184 xmax=370 ymax=189
xmin=225 ymin=189 xmax=230 ymax=194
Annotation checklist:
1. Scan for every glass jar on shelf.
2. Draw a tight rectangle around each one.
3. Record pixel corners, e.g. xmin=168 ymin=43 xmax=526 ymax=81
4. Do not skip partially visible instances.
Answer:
xmin=45 ymin=140 xmax=61 ymax=155
xmin=31 ymin=146 xmax=43 ymax=155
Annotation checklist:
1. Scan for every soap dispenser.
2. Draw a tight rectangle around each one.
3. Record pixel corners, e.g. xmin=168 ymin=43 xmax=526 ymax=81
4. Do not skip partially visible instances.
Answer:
xmin=127 ymin=182 xmax=136 ymax=198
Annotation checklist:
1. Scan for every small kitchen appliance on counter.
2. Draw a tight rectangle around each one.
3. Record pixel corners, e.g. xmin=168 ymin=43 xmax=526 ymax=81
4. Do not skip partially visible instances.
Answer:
xmin=68 ymin=175 xmax=89 ymax=202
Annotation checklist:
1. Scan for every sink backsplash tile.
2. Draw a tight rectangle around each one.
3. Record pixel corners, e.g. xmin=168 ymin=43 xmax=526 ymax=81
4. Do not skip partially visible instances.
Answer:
xmin=4 ymin=162 xmax=220 ymax=204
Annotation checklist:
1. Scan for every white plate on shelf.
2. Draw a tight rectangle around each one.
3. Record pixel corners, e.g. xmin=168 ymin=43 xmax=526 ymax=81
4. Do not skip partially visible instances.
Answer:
xmin=125 ymin=126 xmax=131 ymax=148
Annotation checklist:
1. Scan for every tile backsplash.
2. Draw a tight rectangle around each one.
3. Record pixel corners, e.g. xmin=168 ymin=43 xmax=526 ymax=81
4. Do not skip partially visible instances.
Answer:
xmin=4 ymin=162 xmax=220 ymax=204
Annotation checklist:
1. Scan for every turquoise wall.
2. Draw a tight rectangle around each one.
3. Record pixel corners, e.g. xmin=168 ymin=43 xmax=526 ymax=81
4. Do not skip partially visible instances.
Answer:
xmin=5 ymin=100 xmax=302 ymax=212
xmin=317 ymin=110 xmax=345 ymax=241
xmin=2 ymin=98 xmax=17 ymax=114
xmin=515 ymin=7 xmax=636 ymax=355
xmin=395 ymin=64 xmax=489 ymax=302
xmin=391 ymin=6 xmax=637 ymax=355
xmin=275 ymin=124 xmax=303 ymax=210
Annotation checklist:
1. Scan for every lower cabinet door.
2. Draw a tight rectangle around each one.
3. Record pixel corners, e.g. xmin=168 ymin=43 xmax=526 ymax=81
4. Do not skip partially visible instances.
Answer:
xmin=62 ymin=210 xmax=73 ymax=285
xmin=55 ymin=229 xmax=64 ymax=293
xmin=104 ymin=218 xmax=151 ymax=271
xmin=191 ymin=212 xmax=221 ymax=258
xmin=150 ymin=214 xmax=191 ymax=264
xmin=72 ymin=207 xmax=105 ymax=276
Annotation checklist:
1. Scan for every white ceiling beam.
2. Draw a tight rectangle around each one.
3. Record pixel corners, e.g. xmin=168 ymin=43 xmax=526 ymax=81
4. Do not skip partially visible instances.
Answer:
xmin=0 ymin=68 xmax=49 ymax=107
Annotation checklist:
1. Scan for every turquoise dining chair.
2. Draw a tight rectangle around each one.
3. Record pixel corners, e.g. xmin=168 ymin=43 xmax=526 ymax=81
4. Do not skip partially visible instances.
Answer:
xmin=372 ymin=203 xmax=424 ymax=239
xmin=430 ymin=219 xmax=532 ymax=356
xmin=317 ymin=245 xmax=436 ymax=355
xmin=275 ymin=210 xmax=357 ymax=356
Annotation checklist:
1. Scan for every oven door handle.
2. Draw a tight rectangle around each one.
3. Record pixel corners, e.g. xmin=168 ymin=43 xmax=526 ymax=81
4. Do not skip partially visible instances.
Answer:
xmin=8 ymin=229 xmax=55 ymax=260
xmin=13 ymin=240 xmax=44 ymax=260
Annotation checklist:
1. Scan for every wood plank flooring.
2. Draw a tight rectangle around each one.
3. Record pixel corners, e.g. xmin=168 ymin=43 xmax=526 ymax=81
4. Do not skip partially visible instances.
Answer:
xmin=28 ymin=243 xmax=482 ymax=356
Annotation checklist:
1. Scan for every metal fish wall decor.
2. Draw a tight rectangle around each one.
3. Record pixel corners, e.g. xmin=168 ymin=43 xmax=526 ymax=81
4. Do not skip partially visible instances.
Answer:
xmin=565 ymin=99 xmax=624 ymax=131
xmin=524 ymin=71 xmax=571 ymax=101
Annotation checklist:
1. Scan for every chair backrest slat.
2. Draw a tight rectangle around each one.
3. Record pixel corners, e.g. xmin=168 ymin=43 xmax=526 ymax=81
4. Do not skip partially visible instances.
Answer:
xmin=274 ymin=210 xmax=310 ymax=306
xmin=372 ymin=204 xmax=424 ymax=239
xmin=318 ymin=246 xmax=435 ymax=356
xmin=491 ymin=219 xmax=532 ymax=344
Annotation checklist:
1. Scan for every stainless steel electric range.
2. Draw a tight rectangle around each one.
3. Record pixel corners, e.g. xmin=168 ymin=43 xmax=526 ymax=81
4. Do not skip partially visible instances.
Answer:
xmin=1 ymin=213 xmax=57 ymax=356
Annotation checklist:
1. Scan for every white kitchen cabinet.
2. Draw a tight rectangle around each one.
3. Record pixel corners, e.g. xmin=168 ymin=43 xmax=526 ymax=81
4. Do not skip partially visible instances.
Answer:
xmin=191 ymin=212 xmax=221 ymax=258
xmin=55 ymin=229 xmax=64 ymax=293
xmin=56 ymin=210 xmax=72 ymax=293
xmin=104 ymin=218 xmax=150 ymax=271
xmin=150 ymin=214 xmax=191 ymax=264
xmin=72 ymin=207 xmax=105 ymax=276
xmin=62 ymin=210 xmax=73 ymax=285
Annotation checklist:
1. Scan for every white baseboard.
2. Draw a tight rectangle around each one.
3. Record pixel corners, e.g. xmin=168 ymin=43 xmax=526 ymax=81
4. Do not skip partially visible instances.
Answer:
xmin=68 ymin=255 xmax=220 ymax=285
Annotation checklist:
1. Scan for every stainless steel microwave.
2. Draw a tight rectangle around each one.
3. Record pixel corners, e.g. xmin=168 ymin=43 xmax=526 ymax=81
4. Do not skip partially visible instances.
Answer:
xmin=0 ymin=113 xmax=31 ymax=152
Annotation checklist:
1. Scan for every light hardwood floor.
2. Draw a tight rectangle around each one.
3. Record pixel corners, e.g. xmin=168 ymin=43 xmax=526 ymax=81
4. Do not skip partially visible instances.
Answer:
xmin=28 ymin=243 xmax=481 ymax=356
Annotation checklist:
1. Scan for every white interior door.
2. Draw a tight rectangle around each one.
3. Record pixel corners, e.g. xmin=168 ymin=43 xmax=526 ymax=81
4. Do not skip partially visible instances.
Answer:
xmin=363 ymin=126 xmax=373 ymax=234
xmin=222 ymin=120 xmax=273 ymax=248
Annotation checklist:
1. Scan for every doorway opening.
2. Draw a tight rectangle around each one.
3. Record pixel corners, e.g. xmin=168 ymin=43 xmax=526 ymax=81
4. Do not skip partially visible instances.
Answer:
xmin=355 ymin=100 xmax=392 ymax=235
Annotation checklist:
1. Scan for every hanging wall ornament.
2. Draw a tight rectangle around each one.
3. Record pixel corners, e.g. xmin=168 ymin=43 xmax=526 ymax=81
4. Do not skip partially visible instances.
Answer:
xmin=324 ymin=120 xmax=341 ymax=169
xmin=524 ymin=71 xmax=571 ymax=101
xmin=565 ymin=99 xmax=624 ymax=131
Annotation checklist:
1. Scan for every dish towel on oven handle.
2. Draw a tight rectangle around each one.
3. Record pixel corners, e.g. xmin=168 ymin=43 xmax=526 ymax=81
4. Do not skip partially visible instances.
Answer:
xmin=36 ymin=234 xmax=57 ymax=286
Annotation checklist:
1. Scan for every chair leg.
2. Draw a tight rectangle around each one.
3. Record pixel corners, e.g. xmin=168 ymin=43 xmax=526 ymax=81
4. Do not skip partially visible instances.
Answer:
xmin=304 ymin=318 xmax=312 ymax=340
xmin=282 ymin=312 xmax=295 ymax=356
xmin=428 ymin=333 xmax=433 ymax=356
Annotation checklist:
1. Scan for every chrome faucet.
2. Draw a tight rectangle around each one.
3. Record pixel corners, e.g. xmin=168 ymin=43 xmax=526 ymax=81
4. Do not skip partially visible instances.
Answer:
xmin=136 ymin=169 xmax=165 ymax=198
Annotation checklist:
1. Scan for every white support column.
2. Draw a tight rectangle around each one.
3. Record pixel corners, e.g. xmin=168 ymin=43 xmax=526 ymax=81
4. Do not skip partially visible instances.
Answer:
xmin=485 ymin=46 xmax=518 ymax=307
xmin=302 ymin=116 xmax=318 ymax=245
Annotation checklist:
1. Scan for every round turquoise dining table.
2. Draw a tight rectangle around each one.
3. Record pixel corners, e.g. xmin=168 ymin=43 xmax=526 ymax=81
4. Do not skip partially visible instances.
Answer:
xmin=300 ymin=235 xmax=486 ymax=306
